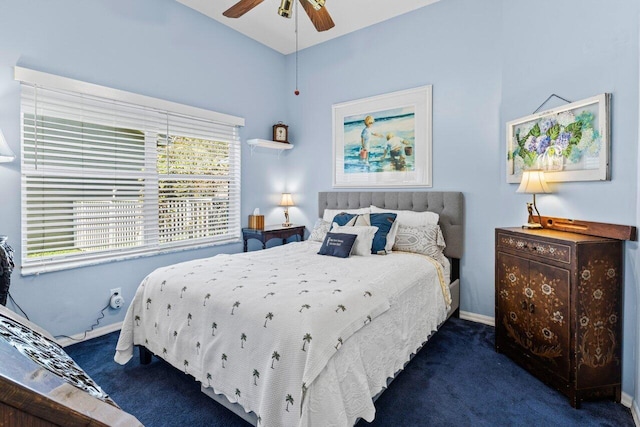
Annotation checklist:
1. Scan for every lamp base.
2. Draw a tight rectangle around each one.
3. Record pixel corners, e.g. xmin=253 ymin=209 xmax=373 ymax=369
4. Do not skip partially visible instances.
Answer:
xmin=522 ymin=222 xmax=543 ymax=229
xmin=282 ymin=208 xmax=291 ymax=228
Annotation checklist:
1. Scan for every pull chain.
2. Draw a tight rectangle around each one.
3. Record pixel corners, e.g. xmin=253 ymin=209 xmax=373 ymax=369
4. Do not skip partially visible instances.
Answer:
xmin=294 ymin=0 xmax=300 ymax=96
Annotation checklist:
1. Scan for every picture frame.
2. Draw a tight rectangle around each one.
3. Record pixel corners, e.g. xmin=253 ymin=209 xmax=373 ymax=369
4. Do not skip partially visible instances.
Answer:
xmin=506 ymin=93 xmax=611 ymax=183
xmin=332 ymin=85 xmax=432 ymax=188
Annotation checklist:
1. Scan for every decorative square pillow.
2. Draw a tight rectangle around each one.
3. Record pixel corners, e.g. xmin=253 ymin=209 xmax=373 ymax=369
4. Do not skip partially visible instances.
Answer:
xmin=385 ymin=219 xmax=400 ymax=252
xmin=330 ymin=224 xmax=378 ymax=256
xmin=332 ymin=213 xmax=397 ymax=254
xmin=322 ymin=207 xmax=370 ymax=223
xmin=370 ymin=205 xmax=439 ymax=227
xmin=392 ymin=224 xmax=448 ymax=268
xmin=317 ymin=232 xmax=357 ymax=258
xmin=332 ymin=212 xmax=356 ymax=227
xmin=309 ymin=219 xmax=331 ymax=242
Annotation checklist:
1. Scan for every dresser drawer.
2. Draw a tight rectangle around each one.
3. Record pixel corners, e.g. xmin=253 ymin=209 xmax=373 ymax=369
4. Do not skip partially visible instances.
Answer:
xmin=496 ymin=232 xmax=571 ymax=264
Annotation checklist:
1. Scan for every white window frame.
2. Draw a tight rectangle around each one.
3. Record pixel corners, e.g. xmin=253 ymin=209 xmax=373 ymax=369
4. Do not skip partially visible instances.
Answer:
xmin=15 ymin=67 xmax=244 ymax=276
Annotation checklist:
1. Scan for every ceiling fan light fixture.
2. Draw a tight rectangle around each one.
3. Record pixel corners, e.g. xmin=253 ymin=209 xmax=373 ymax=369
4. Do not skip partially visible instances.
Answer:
xmin=306 ymin=0 xmax=325 ymax=10
xmin=278 ymin=0 xmax=294 ymax=18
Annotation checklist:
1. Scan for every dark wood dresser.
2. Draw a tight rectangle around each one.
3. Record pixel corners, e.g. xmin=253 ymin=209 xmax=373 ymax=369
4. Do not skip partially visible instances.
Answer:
xmin=495 ymin=227 xmax=623 ymax=408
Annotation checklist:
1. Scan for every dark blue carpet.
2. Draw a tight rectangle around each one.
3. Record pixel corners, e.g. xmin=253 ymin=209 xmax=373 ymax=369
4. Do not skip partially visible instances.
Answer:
xmin=66 ymin=318 xmax=634 ymax=426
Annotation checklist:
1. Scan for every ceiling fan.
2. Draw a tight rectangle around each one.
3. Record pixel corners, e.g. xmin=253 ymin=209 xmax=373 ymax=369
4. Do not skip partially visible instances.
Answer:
xmin=223 ymin=0 xmax=335 ymax=32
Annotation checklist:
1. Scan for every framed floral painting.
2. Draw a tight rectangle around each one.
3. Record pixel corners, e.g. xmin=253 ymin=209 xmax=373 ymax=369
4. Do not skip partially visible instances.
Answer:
xmin=506 ymin=93 xmax=611 ymax=183
xmin=332 ymin=86 xmax=432 ymax=188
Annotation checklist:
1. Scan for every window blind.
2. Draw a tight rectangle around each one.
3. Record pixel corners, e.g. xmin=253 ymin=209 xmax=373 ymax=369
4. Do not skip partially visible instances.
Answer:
xmin=20 ymin=83 xmax=241 ymax=275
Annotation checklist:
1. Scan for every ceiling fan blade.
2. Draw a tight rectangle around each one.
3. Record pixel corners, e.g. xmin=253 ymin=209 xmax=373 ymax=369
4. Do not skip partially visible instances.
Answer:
xmin=223 ymin=0 xmax=264 ymax=18
xmin=299 ymin=0 xmax=335 ymax=32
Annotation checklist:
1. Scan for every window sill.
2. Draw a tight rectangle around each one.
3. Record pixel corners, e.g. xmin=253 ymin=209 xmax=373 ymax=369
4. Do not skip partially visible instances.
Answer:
xmin=20 ymin=237 xmax=241 ymax=276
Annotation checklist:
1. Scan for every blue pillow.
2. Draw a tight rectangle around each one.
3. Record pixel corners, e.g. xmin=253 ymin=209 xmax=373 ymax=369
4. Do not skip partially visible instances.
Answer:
xmin=329 ymin=212 xmax=397 ymax=254
xmin=331 ymin=213 xmax=356 ymax=227
xmin=318 ymin=232 xmax=357 ymax=258
xmin=368 ymin=213 xmax=397 ymax=254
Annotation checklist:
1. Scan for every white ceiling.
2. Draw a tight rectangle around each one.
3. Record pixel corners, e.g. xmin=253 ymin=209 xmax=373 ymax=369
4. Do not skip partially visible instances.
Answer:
xmin=177 ymin=0 xmax=440 ymax=54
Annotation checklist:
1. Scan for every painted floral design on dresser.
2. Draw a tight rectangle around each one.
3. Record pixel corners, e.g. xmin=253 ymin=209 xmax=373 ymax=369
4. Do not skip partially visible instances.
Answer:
xmin=577 ymin=258 xmax=620 ymax=369
xmin=498 ymin=234 xmax=571 ymax=263
xmin=498 ymin=260 xmax=568 ymax=361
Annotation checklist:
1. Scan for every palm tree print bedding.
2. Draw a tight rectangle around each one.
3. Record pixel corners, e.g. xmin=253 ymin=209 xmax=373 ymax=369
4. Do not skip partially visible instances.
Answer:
xmin=115 ymin=242 xmax=448 ymax=426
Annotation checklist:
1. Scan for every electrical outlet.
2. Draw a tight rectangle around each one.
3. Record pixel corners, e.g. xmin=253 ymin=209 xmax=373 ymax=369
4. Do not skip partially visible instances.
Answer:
xmin=109 ymin=287 xmax=124 ymax=309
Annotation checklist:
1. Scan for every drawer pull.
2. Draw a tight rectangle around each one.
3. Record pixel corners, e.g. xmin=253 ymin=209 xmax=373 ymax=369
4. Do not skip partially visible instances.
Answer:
xmin=529 ymin=303 xmax=535 ymax=314
xmin=521 ymin=300 xmax=527 ymax=310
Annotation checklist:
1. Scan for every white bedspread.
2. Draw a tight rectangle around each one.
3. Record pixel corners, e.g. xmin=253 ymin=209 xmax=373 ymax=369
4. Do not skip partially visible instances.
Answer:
xmin=115 ymin=241 xmax=449 ymax=427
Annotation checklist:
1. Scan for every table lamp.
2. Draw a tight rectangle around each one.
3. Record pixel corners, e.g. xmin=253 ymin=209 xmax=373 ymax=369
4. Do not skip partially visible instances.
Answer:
xmin=0 ymin=129 xmax=16 ymax=163
xmin=279 ymin=193 xmax=294 ymax=227
xmin=517 ymin=170 xmax=551 ymax=229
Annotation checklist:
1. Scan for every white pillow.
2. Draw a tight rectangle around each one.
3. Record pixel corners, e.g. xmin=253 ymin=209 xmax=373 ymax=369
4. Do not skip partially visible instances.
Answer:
xmin=309 ymin=219 xmax=331 ymax=242
xmin=392 ymin=224 xmax=448 ymax=268
xmin=370 ymin=205 xmax=439 ymax=227
xmin=385 ymin=219 xmax=400 ymax=252
xmin=323 ymin=207 xmax=371 ymax=223
xmin=330 ymin=223 xmax=378 ymax=256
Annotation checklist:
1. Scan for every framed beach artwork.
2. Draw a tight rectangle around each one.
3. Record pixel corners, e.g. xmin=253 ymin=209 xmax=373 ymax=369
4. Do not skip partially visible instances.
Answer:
xmin=332 ymin=85 xmax=432 ymax=188
xmin=506 ymin=93 xmax=611 ymax=183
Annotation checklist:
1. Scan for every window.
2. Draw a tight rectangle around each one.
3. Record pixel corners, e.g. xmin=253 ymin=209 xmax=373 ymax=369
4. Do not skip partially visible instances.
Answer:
xmin=17 ymin=68 xmax=243 ymax=275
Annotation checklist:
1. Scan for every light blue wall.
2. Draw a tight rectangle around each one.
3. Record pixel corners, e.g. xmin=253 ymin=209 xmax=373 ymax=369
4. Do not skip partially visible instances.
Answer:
xmin=0 ymin=0 xmax=638 ymax=404
xmin=0 ymin=0 xmax=288 ymax=335
xmin=500 ymin=0 xmax=639 ymax=403
xmin=284 ymin=0 xmax=639 ymax=398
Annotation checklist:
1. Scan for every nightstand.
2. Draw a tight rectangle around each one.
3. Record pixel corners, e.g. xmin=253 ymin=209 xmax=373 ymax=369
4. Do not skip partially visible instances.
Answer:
xmin=495 ymin=227 xmax=623 ymax=407
xmin=242 ymin=225 xmax=305 ymax=252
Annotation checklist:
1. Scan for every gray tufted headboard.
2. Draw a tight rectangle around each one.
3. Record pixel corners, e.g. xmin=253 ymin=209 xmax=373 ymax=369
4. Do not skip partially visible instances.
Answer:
xmin=318 ymin=191 xmax=464 ymax=260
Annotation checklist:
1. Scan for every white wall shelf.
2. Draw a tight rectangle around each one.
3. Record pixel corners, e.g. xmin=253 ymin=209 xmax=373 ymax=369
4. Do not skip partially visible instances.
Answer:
xmin=247 ymin=139 xmax=293 ymax=151
xmin=247 ymin=139 xmax=293 ymax=157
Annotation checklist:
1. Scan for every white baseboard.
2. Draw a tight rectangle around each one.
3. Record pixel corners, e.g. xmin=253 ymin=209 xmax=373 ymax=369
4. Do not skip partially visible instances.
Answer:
xmin=460 ymin=310 xmax=495 ymax=327
xmin=56 ymin=321 xmax=122 ymax=347
xmin=631 ymin=399 xmax=639 ymax=426
xmin=621 ymin=392 xmax=633 ymax=408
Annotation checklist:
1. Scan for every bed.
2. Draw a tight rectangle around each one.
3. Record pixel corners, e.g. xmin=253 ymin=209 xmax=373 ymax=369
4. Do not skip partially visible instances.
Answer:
xmin=115 ymin=191 xmax=463 ymax=426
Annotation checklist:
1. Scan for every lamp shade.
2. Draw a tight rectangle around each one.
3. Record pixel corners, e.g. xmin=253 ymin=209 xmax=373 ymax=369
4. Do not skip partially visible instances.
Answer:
xmin=517 ymin=170 xmax=550 ymax=194
xmin=279 ymin=193 xmax=294 ymax=207
xmin=0 ymin=129 xmax=16 ymax=163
